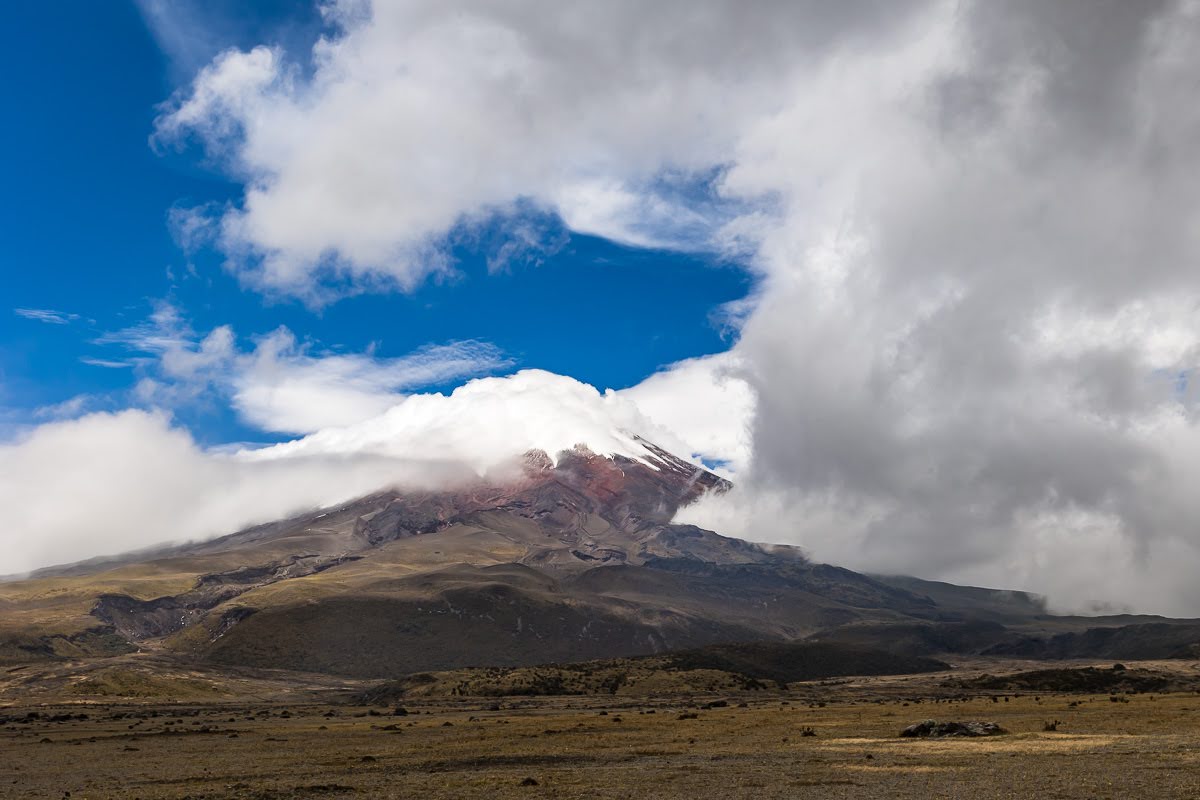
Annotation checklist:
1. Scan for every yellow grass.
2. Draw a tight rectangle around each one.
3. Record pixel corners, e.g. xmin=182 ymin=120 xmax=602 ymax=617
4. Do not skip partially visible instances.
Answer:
xmin=3 ymin=667 xmax=1200 ymax=798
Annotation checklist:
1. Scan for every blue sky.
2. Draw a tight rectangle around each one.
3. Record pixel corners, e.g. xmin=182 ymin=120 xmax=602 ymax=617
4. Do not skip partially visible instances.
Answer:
xmin=1 ymin=1 xmax=751 ymax=446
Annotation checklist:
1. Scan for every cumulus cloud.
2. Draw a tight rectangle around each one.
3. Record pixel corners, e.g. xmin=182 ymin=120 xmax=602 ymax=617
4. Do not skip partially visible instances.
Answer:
xmin=619 ymin=352 xmax=754 ymax=474
xmin=679 ymin=0 xmax=1200 ymax=616
xmin=55 ymin=0 xmax=1200 ymax=614
xmin=152 ymin=0 xmax=907 ymax=301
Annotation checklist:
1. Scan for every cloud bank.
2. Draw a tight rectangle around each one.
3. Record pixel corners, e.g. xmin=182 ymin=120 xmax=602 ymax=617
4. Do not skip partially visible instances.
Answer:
xmin=0 ymin=369 xmax=718 ymax=575
xmin=679 ymin=0 xmax=1200 ymax=615
xmin=0 ymin=408 xmax=475 ymax=576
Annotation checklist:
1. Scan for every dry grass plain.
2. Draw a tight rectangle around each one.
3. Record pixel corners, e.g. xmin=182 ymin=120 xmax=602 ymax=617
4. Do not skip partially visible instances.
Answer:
xmin=3 ymin=659 xmax=1200 ymax=799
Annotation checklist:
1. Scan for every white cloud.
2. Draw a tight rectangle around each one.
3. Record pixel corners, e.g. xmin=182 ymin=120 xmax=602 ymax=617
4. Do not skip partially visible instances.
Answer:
xmin=152 ymin=0 xmax=893 ymax=301
xmin=230 ymin=329 xmax=513 ymax=433
xmin=14 ymin=308 xmax=80 ymax=325
xmin=675 ymin=0 xmax=1200 ymax=616
xmin=0 ymin=409 xmax=479 ymax=575
xmin=167 ymin=203 xmax=223 ymax=254
xmin=136 ymin=0 xmax=228 ymax=77
xmin=32 ymin=395 xmax=93 ymax=420
xmin=246 ymin=368 xmax=696 ymax=473
xmin=0 ymin=370 xmax=701 ymax=574
xmin=97 ymin=303 xmax=511 ymax=434
xmin=617 ymin=352 xmax=754 ymax=473
xmin=80 ymin=358 xmax=134 ymax=369
xmin=95 ymin=302 xmax=194 ymax=354
xmin=551 ymin=176 xmax=732 ymax=252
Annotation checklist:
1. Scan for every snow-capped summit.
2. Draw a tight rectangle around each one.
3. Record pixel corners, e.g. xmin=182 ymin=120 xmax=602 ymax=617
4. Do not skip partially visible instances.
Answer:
xmin=240 ymin=369 xmax=702 ymax=476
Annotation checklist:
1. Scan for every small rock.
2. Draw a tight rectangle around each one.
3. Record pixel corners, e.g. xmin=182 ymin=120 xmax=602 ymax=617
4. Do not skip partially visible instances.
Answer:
xmin=520 ymin=777 xmax=539 ymax=786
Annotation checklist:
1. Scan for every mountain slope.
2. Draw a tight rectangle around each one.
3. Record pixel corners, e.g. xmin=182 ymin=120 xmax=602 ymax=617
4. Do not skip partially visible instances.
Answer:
xmin=3 ymin=438 xmax=1200 ymax=676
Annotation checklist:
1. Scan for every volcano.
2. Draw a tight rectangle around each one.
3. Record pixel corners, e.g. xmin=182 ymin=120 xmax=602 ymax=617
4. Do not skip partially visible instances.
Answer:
xmin=2 ymin=437 xmax=1199 ymax=677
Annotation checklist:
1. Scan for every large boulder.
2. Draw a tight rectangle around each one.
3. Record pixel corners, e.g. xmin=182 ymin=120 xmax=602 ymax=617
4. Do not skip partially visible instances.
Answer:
xmin=900 ymin=720 xmax=1007 ymax=738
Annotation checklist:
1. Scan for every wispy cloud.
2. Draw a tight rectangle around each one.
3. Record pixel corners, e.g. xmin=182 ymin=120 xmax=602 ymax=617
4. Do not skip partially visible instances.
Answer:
xmin=95 ymin=302 xmax=514 ymax=434
xmin=33 ymin=394 xmax=93 ymax=420
xmin=14 ymin=308 xmax=80 ymax=325
xmin=135 ymin=0 xmax=232 ymax=80
xmin=230 ymin=330 xmax=514 ymax=434
xmin=80 ymin=357 xmax=134 ymax=369
xmin=136 ymin=0 xmax=324 ymax=83
xmin=93 ymin=302 xmax=192 ymax=352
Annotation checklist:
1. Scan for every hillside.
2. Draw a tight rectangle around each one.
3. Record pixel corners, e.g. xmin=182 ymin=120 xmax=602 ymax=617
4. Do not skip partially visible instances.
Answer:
xmin=357 ymin=641 xmax=950 ymax=700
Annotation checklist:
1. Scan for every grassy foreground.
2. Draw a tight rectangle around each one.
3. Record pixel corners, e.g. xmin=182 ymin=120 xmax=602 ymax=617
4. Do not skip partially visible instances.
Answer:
xmin=3 ymin=662 xmax=1200 ymax=798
